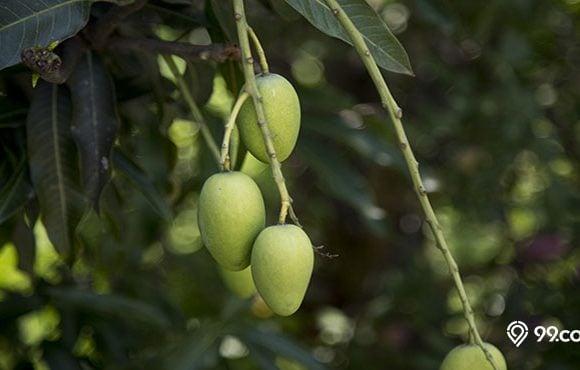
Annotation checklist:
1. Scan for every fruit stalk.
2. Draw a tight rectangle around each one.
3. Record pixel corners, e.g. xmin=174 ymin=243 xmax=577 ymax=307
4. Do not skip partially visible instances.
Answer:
xmin=232 ymin=0 xmax=299 ymax=225
xmin=247 ymin=26 xmax=270 ymax=74
xmin=322 ymin=0 xmax=498 ymax=369
xmin=163 ymin=55 xmax=221 ymax=163
xmin=220 ymin=91 xmax=250 ymax=171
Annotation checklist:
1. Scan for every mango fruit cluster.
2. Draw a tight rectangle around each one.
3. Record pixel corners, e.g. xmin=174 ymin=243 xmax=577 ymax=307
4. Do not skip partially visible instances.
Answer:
xmin=198 ymin=74 xmax=312 ymax=316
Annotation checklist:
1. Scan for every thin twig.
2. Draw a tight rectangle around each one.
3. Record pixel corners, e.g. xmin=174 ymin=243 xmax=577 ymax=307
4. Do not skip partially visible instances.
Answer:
xmin=247 ymin=26 xmax=269 ymax=74
xmin=322 ymin=0 xmax=498 ymax=369
xmin=220 ymin=92 xmax=250 ymax=171
xmin=232 ymin=0 xmax=298 ymax=226
xmin=163 ymin=55 xmax=221 ymax=164
xmin=107 ymin=37 xmax=240 ymax=62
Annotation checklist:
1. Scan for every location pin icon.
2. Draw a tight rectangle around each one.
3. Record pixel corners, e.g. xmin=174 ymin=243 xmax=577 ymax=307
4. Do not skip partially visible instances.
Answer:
xmin=507 ymin=321 xmax=528 ymax=347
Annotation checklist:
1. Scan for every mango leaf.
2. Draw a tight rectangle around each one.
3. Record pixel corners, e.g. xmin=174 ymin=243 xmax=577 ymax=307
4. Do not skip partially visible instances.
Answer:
xmin=298 ymin=136 xmax=387 ymax=235
xmin=42 ymin=341 xmax=83 ymax=370
xmin=12 ymin=214 xmax=36 ymax=274
xmin=284 ymin=0 xmax=413 ymax=75
xmin=111 ymin=148 xmax=172 ymax=221
xmin=68 ymin=52 xmax=119 ymax=211
xmin=0 ymin=157 xmax=34 ymax=225
xmin=0 ymin=0 xmax=96 ymax=71
xmin=26 ymin=81 xmax=83 ymax=257
xmin=46 ymin=287 xmax=172 ymax=329
xmin=303 ymin=114 xmax=405 ymax=169
xmin=163 ymin=322 xmax=223 ymax=370
xmin=238 ymin=329 xmax=326 ymax=370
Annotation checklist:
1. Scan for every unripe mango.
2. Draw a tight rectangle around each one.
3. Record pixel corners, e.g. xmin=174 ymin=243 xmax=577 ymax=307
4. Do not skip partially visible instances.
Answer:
xmin=198 ymin=172 xmax=265 ymax=270
xmin=251 ymin=225 xmax=314 ymax=316
xmin=238 ymin=73 xmax=301 ymax=163
xmin=440 ymin=343 xmax=507 ymax=370
xmin=219 ymin=266 xmax=256 ymax=298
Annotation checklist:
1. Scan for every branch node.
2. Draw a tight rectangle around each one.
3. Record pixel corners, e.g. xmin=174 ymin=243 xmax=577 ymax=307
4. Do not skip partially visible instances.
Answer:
xmin=396 ymin=107 xmax=403 ymax=119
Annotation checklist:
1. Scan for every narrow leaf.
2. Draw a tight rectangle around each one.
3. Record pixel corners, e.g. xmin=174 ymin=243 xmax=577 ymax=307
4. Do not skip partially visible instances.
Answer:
xmin=0 ymin=0 xmax=96 ymax=71
xmin=46 ymin=287 xmax=172 ymax=329
xmin=111 ymin=148 xmax=172 ymax=221
xmin=284 ymin=0 xmax=413 ymax=75
xmin=239 ymin=329 xmax=326 ymax=370
xmin=12 ymin=214 xmax=36 ymax=274
xmin=0 ymin=157 xmax=34 ymax=224
xmin=26 ymin=81 xmax=83 ymax=257
xmin=68 ymin=52 xmax=119 ymax=210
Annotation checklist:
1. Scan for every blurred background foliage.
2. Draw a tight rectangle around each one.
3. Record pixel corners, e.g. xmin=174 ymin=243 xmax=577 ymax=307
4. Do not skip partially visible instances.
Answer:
xmin=1 ymin=0 xmax=580 ymax=369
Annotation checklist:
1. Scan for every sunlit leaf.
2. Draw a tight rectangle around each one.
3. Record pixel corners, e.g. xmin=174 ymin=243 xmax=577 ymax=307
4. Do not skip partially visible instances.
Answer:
xmin=284 ymin=0 xmax=413 ymax=75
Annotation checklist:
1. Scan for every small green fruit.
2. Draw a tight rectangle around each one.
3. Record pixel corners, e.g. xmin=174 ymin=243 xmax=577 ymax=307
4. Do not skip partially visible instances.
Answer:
xmin=251 ymin=224 xmax=314 ymax=316
xmin=220 ymin=266 xmax=256 ymax=298
xmin=440 ymin=343 xmax=507 ymax=370
xmin=198 ymin=172 xmax=265 ymax=270
xmin=238 ymin=73 xmax=301 ymax=163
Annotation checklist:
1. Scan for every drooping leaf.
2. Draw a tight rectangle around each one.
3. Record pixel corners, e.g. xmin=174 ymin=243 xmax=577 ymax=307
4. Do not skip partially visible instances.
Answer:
xmin=26 ymin=81 xmax=84 ymax=257
xmin=207 ymin=0 xmax=237 ymax=42
xmin=0 ymin=0 xmax=96 ymax=71
xmin=111 ymin=148 xmax=172 ymax=221
xmin=12 ymin=214 xmax=36 ymax=274
xmin=303 ymin=114 xmax=405 ymax=169
xmin=0 ymin=157 xmax=34 ymax=225
xmin=238 ymin=329 xmax=326 ymax=370
xmin=68 ymin=52 xmax=119 ymax=210
xmin=46 ymin=287 xmax=172 ymax=329
xmin=163 ymin=322 xmax=223 ymax=370
xmin=284 ymin=0 xmax=413 ymax=75
xmin=244 ymin=342 xmax=279 ymax=370
xmin=42 ymin=341 xmax=83 ymax=370
xmin=298 ymin=136 xmax=387 ymax=235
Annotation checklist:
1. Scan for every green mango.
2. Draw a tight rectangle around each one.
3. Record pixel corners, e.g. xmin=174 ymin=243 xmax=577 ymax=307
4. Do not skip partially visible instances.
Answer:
xmin=220 ymin=265 xmax=256 ymax=298
xmin=251 ymin=224 xmax=313 ymax=316
xmin=440 ymin=343 xmax=507 ymax=370
xmin=198 ymin=172 xmax=265 ymax=270
xmin=238 ymin=73 xmax=301 ymax=163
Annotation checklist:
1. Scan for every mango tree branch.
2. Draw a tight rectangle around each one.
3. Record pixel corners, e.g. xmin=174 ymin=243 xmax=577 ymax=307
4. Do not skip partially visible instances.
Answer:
xmin=107 ymin=37 xmax=241 ymax=63
xmin=220 ymin=92 xmax=250 ymax=171
xmin=232 ymin=0 xmax=299 ymax=226
xmin=322 ymin=0 xmax=498 ymax=369
xmin=162 ymin=55 xmax=221 ymax=164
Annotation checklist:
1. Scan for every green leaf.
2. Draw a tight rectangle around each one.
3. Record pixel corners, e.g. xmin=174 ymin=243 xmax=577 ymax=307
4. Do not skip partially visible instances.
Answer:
xmin=0 ymin=0 xmax=96 ymax=71
xmin=297 ymin=136 xmax=387 ymax=235
xmin=42 ymin=341 xmax=83 ymax=370
xmin=46 ymin=287 xmax=172 ymax=329
xmin=207 ymin=0 xmax=237 ymax=42
xmin=238 ymin=329 xmax=326 ymax=370
xmin=26 ymin=81 xmax=83 ymax=257
xmin=303 ymin=114 xmax=405 ymax=169
xmin=284 ymin=0 xmax=413 ymax=75
xmin=12 ymin=214 xmax=36 ymax=274
xmin=111 ymin=148 xmax=172 ymax=221
xmin=0 ymin=157 xmax=33 ymax=225
xmin=68 ymin=52 xmax=119 ymax=210
xmin=163 ymin=322 xmax=223 ymax=370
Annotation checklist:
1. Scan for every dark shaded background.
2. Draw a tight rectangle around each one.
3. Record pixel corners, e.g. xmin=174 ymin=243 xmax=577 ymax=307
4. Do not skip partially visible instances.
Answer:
xmin=1 ymin=0 xmax=579 ymax=369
